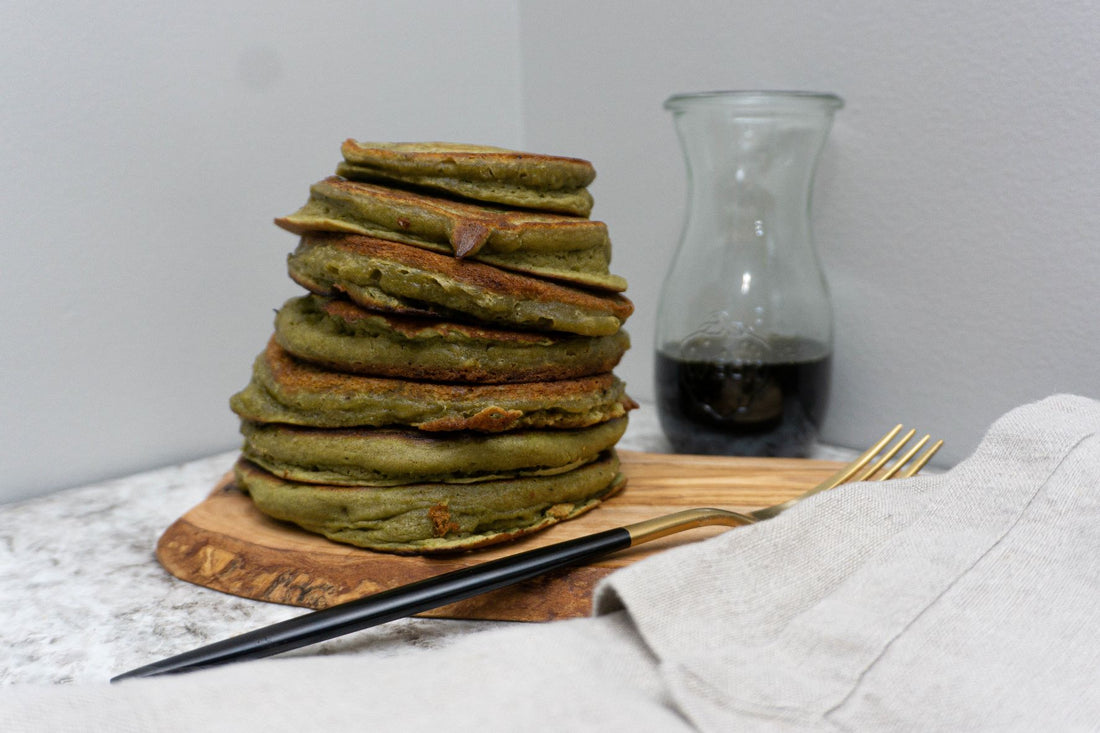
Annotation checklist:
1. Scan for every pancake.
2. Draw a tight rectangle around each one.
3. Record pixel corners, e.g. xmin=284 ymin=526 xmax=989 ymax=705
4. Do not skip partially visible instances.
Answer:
xmin=229 ymin=339 xmax=637 ymax=432
xmin=238 ymin=417 xmax=628 ymax=487
xmin=234 ymin=451 xmax=625 ymax=553
xmin=272 ymin=294 xmax=629 ymax=383
xmin=287 ymin=233 xmax=633 ymax=337
xmin=336 ymin=140 xmax=596 ymax=217
xmin=275 ymin=177 xmax=626 ymax=292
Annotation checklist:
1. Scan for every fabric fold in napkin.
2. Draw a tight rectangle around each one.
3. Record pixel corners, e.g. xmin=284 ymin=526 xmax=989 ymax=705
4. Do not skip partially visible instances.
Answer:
xmin=3 ymin=394 xmax=1099 ymax=732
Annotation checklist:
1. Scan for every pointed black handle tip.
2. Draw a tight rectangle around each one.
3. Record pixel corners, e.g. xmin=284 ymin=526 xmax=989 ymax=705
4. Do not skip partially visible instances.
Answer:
xmin=110 ymin=668 xmax=148 ymax=683
xmin=110 ymin=663 xmax=175 ymax=683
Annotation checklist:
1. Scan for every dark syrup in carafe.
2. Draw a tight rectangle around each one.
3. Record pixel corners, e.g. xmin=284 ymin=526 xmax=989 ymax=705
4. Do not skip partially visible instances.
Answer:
xmin=655 ymin=340 xmax=830 ymax=457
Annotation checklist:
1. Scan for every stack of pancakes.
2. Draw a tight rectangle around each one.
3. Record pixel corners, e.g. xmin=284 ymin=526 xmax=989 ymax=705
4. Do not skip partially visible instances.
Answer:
xmin=229 ymin=141 xmax=634 ymax=554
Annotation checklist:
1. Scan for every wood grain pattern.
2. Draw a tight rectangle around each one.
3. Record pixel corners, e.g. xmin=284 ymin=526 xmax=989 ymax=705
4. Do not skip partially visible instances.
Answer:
xmin=156 ymin=450 xmax=842 ymax=621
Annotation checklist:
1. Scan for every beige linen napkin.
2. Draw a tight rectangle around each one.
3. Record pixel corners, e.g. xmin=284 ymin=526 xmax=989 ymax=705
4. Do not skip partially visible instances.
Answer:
xmin=3 ymin=394 xmax=1098 ymax=732
xmin=594 ymin=393 xmax=1100 ymax=730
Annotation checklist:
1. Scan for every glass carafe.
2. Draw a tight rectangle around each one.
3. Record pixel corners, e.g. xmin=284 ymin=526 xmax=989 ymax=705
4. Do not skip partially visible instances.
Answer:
xmin=655 ymin=91 xmax=843 ymax=457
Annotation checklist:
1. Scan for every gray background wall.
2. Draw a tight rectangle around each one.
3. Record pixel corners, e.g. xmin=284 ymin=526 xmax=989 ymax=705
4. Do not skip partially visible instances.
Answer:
xmin=0 ymin=1 xmax=522 ymax=502
xmin=520 ymin=0 xmax=1100 ymax=465
xmin=3 ymin=0 xmax=1098 ymax=502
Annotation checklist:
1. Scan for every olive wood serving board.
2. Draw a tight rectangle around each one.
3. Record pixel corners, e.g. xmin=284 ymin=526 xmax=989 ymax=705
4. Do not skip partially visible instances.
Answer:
xmin=156 ymin=450 xmax=842 ymax=622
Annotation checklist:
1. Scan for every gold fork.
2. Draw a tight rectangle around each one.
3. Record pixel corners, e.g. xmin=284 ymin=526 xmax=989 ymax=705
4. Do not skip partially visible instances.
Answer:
xmin=113 ymin=424 xmax=942 ymax=681
xmin=627 ymin=424 xmax=943 ymax=544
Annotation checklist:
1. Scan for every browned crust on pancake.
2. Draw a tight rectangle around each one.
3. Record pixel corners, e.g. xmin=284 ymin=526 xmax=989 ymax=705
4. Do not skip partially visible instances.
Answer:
xmin=275 ymin=178 xmax=606 ymax=257
xmin=340 ymin=140 xmax=597 ymax=189
xmin=318 ymin=297 xmax=552 ymax=345
xmin=274 ymin=294 xmax=628 ymax=383
xmin=287 ymin=266 xmax=445 ymax=320
xmin=427 ymin=503 xmax=461 ymax=537
xmin=255 ymin=338 xmax=634 ymax=432
xmin=410 ymin=471 xmax=626 ymax=554
xmin=296 ymin=232 xmax=633 ymax=323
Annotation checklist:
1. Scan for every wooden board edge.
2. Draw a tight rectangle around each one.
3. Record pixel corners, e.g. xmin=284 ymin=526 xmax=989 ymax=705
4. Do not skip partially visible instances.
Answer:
xmin=156 ymin=513 xmax=607 ymax=621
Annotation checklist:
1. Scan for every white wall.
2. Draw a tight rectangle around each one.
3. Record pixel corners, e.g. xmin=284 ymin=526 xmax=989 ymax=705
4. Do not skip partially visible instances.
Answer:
xmin=0 ymin=1 xmax=522 ymax=503
xmin=519 ymin=0 xmax=1100 ymax=465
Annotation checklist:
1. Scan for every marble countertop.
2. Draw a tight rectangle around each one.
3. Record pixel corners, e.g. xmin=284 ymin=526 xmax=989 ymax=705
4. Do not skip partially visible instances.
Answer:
xmin=0 ymin=405 xmax=853 ymax=686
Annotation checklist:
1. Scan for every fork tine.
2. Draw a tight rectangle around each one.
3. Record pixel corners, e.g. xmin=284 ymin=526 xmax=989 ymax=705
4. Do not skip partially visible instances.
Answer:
xmin=878 ymin=434 xmax=931 ymax=480
xmin=856 ymin=428 xmax=917 ymax=481
xmin=897 ymin=438 xmax=943 ymax=477
xmin=818 ymin=424 xmax=903 ymax=490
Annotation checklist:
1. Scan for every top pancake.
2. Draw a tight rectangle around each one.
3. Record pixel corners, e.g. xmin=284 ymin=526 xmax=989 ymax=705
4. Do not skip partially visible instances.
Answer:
xmin=336 ymin=140 xmax=596 ymax=217
xmin=275 ymin=177 xmax=625 ymax=292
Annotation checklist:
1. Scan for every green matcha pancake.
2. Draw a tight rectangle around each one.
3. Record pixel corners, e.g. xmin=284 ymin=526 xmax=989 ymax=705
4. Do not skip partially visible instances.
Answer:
xmin=239 ymin=417 xmax=627 ymax=487
xmin=276 ymin=177 xmax=625 ymax=292
xmin=287 ymin=233 xmax=632 ymax=337
xmin=229 ymin=339 xmax=637 ymax=432
xmin=336 ymin=140 xmax=596 ymax=217
xmin=272 ymin=294 xmax=629 ymax=383
xmin=235 ymin=451 xmax=625 ymax=553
